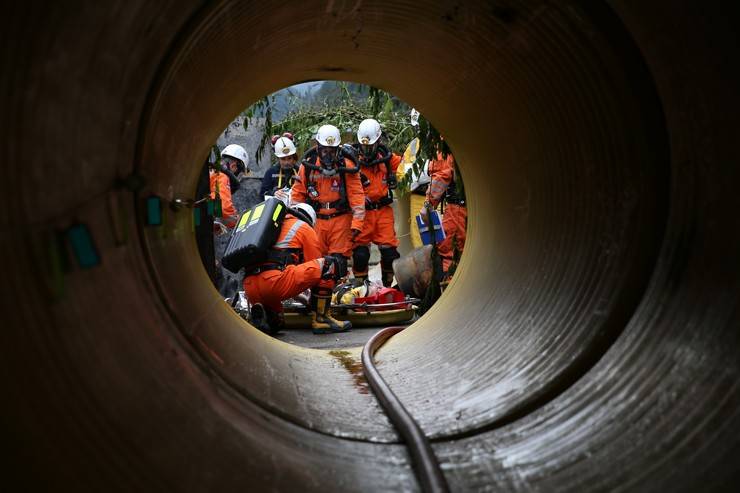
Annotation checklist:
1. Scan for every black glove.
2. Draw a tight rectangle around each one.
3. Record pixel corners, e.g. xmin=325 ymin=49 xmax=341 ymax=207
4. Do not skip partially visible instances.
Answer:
xmin=321 ymin=256 xmax=340 ymax=281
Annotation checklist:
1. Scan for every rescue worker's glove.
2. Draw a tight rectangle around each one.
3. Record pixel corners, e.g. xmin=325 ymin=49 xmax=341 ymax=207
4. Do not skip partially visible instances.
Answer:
xmin=273 ymin=187 xmax=290 ymax=204
xmin=360 ymin=172 xmax=370 ymax=188
xmin=321 ymin=256 xmax=341 ymax=281
xmin=419 ymin=202 xmax=432 ymax=224
xmin=351 ymin=228 xmax=361 ymax=241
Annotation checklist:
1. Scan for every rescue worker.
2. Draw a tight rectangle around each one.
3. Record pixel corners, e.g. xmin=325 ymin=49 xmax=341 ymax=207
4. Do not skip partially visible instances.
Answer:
xmin=420 ymin=147 xmax=467 ymax=277
xmin=260 ymin=134 xmax=300 ymax=201
xmin=243 ymin=202 xmax=345 ymax=335
xmin=222 ymin=144 xmax=248 ymax=191
xmin=210 ymin=144 xmax=248 ymax=230
xmin=292 ymin=124 xmax=365 ymax=332
xmin=351 ymin=118 xmax=402 ymax=286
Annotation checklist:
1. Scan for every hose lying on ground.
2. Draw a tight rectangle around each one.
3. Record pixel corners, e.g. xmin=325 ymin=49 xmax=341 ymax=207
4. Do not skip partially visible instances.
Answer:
xmin=361 ymin=327 xmax=449 ymax=493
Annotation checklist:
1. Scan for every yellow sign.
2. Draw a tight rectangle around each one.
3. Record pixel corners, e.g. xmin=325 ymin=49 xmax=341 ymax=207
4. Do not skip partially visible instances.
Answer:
xmin=402 ymin=137 xmax=420 ymax=169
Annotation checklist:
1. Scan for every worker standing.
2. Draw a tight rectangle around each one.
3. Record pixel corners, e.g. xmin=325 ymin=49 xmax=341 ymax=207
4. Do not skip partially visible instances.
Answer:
xmin=292 ymin=124 xmax=365 ymax=332
xmin=260 ymin=134 xmax=300 ymax=202
xmin=421 ymin=147 xmax=467 ymax=277
xmin=242 ymin=203 xmax=344 ymax=335
xmin=350 ymin=118 xmax=402 ymax=286
xmin=210 ymin=144 xmax=248 ymax=230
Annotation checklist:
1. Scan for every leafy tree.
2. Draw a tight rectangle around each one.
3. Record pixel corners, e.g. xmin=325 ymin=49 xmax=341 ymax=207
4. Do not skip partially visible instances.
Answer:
xmin=241 ymin=81 xmax=450 ymax=195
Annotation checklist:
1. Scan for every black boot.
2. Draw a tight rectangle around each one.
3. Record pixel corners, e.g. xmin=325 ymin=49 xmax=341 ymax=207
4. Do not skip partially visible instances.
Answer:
xmin=380 ymin=247 xmax=401 ymax=287
xmin=249 ymin=303 xmax=273 ymax=335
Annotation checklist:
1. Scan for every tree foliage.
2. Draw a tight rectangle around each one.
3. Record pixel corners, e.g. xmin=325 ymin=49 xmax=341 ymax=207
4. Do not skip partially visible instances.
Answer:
xmin=241 ymin=81 xmax=451 ymax=195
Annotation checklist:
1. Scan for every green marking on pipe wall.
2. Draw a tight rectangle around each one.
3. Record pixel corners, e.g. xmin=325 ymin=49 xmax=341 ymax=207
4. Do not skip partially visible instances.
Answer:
xmin=146 ymin=195 xmax=162 ymax=226
xmin=66 ymin=224 xmax=101 ymax=269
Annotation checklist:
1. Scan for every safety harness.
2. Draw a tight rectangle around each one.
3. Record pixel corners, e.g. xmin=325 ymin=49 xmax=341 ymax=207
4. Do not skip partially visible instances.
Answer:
xmin=244 ymin=211 xmax=311 ymax=276
xmin=270 ymin=165 xmax=298 ymax=192
xmin=444 ymin=181 xmax=466 ymax=206
xmin=300 ymin=146 xmax=359 ymax=219
xmin=434 ymin=158 xmax=466 ymax=213
xmin=353 ymin=143 xmax=397 ymax=210
xmin=246 ymin=248 xmax=304 ymax=275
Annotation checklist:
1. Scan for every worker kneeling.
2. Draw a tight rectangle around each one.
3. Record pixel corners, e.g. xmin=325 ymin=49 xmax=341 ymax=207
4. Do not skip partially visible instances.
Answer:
xmin=241 ymin=202 xmax=350 ymax=335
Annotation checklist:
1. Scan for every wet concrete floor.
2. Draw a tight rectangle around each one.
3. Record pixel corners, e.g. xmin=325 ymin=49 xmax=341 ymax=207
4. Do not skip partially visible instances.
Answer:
xmin=277 ymin=326 xmax=388 ymax=349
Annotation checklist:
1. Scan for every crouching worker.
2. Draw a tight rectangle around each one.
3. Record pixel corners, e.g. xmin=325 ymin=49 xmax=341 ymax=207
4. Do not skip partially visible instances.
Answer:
xmin=242 ymin=202 xmax=348 ymax=335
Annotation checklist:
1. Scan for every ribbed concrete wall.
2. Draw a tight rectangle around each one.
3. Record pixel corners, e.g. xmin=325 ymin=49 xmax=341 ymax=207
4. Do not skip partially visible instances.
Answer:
xmin=2 ymin=1 xmax=738 ymax=491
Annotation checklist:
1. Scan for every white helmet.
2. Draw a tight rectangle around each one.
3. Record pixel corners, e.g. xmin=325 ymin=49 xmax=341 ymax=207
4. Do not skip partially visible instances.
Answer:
xmin=357 ymin=118 xmax=382 ymax=145
xmin=316 ymin=124 xmax=341 ymax=147
xmin=273 ymin=137 xmax=297 ymax=158
xmin=291 ymin=202 xmax=317 ymax=227
xmin=221 ymin=144 xmax=249 ymax=168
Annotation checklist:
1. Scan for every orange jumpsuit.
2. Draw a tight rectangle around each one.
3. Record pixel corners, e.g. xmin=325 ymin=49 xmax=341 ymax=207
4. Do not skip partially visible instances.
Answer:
xmin=427 ymin=152 xmax=467 ymax=273
xmin=355 ymin=152 xmax=401 ymax=247
xmin=353 ymin=150 xmax=402 ymax=283
xmin=291 ymin=153 xmax=365 ymax=258
xmin=209 ymin=170 xmax=238 ymax=228
xmin=242 ymin=215 xmax=324 ymax=313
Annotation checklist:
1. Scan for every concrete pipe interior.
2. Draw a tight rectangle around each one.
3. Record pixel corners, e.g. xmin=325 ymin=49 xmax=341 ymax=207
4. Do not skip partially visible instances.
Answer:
xmin=4 ymin=1 xmax=740 ymax=491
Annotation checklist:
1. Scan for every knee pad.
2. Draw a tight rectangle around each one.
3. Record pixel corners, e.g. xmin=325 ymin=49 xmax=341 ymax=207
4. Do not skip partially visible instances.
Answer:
xmin=330 ymin=253 xmax=348 ymax=278
xmin=352 ymin=246 xmax=371 ymax=273
xmin=379 ymin=247 xmax=400 ymax=270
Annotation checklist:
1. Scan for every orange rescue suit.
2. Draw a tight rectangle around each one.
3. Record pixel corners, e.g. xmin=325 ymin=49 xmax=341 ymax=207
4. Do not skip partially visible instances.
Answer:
xmin=355 ymin=152 xmax=402 ymax=247
xmin=209 ymin=170 xmax=237 ymax=228
xmin=292 ymin=155 xmax=365 ymax=257
xmin=242 ymin=215 xmax=325 ymax=313
xmin=427 ymin=152 xmax=467 ymax=272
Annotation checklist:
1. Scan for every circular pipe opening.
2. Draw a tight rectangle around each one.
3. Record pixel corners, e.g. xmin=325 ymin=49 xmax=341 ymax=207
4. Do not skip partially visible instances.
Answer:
xmin=136 ymin=0 xmax=667 ymax=443
xmin=12 ymin=1 xmax=740 ymax=491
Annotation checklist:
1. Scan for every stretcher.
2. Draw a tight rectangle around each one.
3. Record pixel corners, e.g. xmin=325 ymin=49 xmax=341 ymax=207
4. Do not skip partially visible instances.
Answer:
xmin=231 ymin=292 xmax=419 ymax=329
xmin=284 ymin=300 xmax=419 ymax=328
